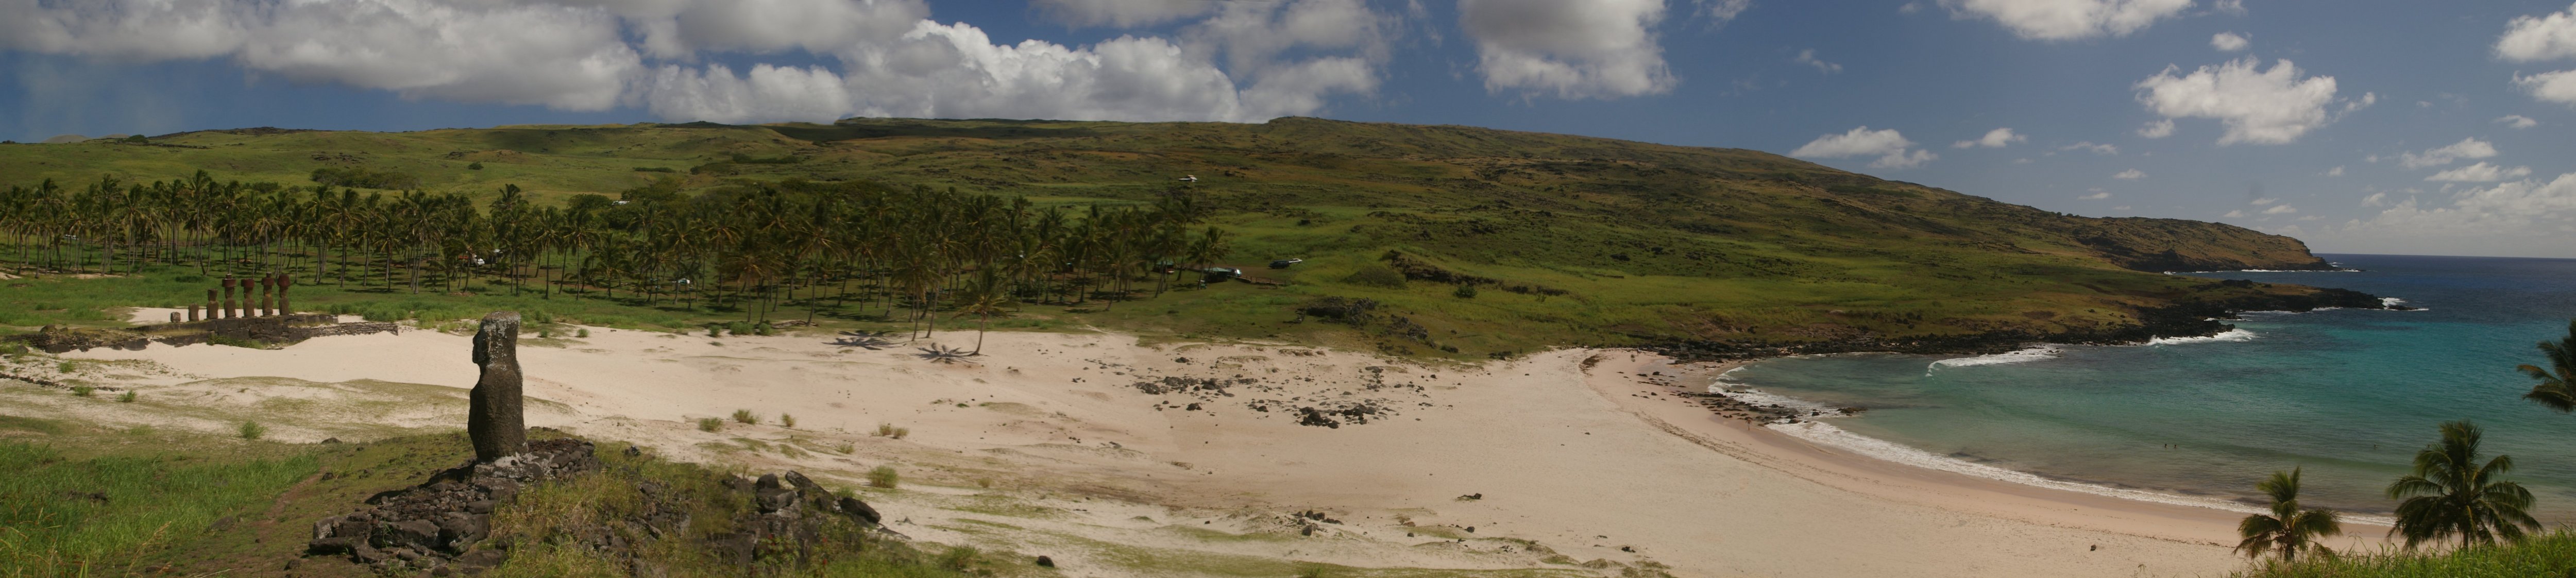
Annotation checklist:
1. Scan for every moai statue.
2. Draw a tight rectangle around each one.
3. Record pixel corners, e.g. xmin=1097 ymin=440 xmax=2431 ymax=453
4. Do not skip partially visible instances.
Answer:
xmin=219 ymin=278 xmax=237 ymax=319
xmin=187 ymin=303 xmax=201 ymax=322
xmin=258 ymin=274 xmax=274 ymax=316
xmin=277 ymin=274 xmax=294 ymax=315
xmin=169 ymin=312 xmax=180 ymax=323
xmin=468 ymin=311 xmax=527 ymax=462
xmin=205 ymin=289 xmax=218 ymax=320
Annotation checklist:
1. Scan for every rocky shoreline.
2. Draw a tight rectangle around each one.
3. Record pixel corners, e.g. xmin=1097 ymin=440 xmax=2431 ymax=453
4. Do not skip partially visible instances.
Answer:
xmin=1639 ymin=284 xmax=2402 ymax=362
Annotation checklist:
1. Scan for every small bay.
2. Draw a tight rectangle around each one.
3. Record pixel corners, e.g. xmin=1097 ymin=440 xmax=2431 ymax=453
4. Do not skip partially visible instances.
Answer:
xmin=1723 ymin=254 xmax=2576 ymax=519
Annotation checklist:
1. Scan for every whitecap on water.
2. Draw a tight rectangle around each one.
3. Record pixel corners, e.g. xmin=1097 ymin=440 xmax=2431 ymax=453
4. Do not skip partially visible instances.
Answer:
xmin=1928 ymin=347 xmax=2060 ymax=369
xmin=2145 ymin=329 xmax=2255 ymax=346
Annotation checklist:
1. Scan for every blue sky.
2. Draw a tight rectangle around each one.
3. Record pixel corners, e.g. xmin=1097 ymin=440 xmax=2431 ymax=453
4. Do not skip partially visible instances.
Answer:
xmin=7 ymin=0 xmax=2575 ymax=257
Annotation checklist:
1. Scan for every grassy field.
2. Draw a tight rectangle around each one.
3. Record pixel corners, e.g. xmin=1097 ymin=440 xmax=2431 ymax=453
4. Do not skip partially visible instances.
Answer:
xmin=0 ymin=117 xmax=2356 ymax=356
xmin=0 ymin=412 xmax=982 ymax=578
xmin=2232 ymin=532 xmax=2576 ymax=577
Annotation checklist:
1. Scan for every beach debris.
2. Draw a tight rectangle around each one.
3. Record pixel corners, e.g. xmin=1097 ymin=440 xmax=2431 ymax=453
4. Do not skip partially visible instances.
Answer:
xmin=1456 ymin=493 xmax=1483 ymax=501
xmin=468 ymin=312 xmax=527 ymax=462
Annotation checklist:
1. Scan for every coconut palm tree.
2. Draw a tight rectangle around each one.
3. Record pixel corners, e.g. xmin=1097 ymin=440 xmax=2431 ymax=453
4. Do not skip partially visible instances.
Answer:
xmin=951 ymin=269 xmax=1014 ymax=355
xmin=2235 ymin=467 xmax=2341 ymax=561
xmin=2386 ymin=420 xmax=2539 ymax=549
xmin=2518 ymin=319 xmax=2576 ymax=413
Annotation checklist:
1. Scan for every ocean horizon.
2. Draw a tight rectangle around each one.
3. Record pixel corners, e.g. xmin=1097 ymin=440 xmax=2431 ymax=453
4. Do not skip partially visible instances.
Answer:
xmin=1722 ymin=253 xmax=2576 ymax=521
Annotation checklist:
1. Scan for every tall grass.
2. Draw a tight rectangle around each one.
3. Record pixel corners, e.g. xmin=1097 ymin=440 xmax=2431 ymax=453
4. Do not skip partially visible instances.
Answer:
xmin=0 ymin=442 xmax=317 ymax=575
xmin=2233 ymin=531 xmax=2576 ymax=577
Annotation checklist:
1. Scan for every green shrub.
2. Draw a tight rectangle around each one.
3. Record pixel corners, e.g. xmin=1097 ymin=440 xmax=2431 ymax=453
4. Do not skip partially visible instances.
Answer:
xmin=55 ymin=361 xmax=75 ymax=374
xmin=1341 ymin=266 xmax=1406 ymax=288
xmin=779 ymin=414 xmax=796 ymax=429
xmin=2232 ymin=530 xmax=2576 ymax=577
xmin=1453 ymin=284 xmax=1479 ymax=298
xmin=696 ymin=417 xmax=723 ymax=432
xmin=466 ymin=161 xmax=484 ymax=170
xmin=70 ymin=385 xmax=92 ymax=397
xmin=237 ymin=420 xmax=265 ymax=440
xmin=867 ymin=466 xmax=899 ymax=489
xmin=575 ymin=328 xmax=589 ymax=338
xmin=732 ymin=409 xmax=757 ymax=424
xmin=114 ymin=390 xmax=136 ymax=403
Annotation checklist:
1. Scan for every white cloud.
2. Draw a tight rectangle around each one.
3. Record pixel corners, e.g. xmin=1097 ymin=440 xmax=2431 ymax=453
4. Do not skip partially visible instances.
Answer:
xmin=1691 ymin=0 xmax=1756 ymax=23
xmin=2079 ymin=189 xmax=2112 ymax=199
xmin=1938 ymin=0 xmax=2194 ymax=41
xmin=2061 ymin=141 xmax=2117 ymax=154
xmin=2321 ymin=173 xmax=2576 ymax=257
xmin=1952 ymin=127 xmax=2024 ymax=148
xmin=2213 ymin=0 xmax=2245 ymax=15
xmin=1031 ymin=0 xmax=1216 ymax=27
xmin=1790 ymin=126 xmax=1938 ymax=169
xmin=2326 ymin=166 xmax=2345 ymax=177
xmin=2013 ymin=157 xmax=2035 ymax=163
xmin=0 ymin=0 xmax=1395 ymax=124
xmin=2112 ymin=168 xmax=2146 ymax=179
xmin=2516 ymin=69 xmax=2576 ymax=105
xmin=2211 ymin=31 xmax=2248 ymax=52
xmin=1458 ymin=0 xmax=1674 ymax=99
xmin=2136 ymin=118 xmax=2175 ymax=138
xmin=2497 ymin=3 xmax=2576 ymax=61
xmin=2426 ymin=162 xmax=2534 ymax=182
xmin=1794 ymin=49 xmax=1842 ymax=74
xmin=2396 ymin=138 xmax=2500 ymax=169
xmin=2251 ymin=197 xmax=2278 ymax=205
xmin=2497 ymin=114 xmax=2540 ymax=129
xmin=2135 ymin=58 xmax=2358 ymax=145
xmin=2224 ymin=209 xmax=2247 ymax=218
xmin=2262 ymin=203 xmax=2296 ymax=214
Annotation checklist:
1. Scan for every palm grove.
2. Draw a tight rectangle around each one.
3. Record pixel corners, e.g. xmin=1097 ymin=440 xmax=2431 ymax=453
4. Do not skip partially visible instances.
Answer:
xmin=0 ymin=171 xmax=1235 ymax=342
xmin=2233 ymin=321 xmax=2576 ymax=563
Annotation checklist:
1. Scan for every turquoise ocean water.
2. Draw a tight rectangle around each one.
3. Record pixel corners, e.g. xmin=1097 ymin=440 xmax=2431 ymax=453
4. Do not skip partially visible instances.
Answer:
xmin=1719 ymin=254 xmax=2576 ymax=520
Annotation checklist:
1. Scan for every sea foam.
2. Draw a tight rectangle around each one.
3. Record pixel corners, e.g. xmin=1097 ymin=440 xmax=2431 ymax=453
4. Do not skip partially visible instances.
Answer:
xmin=2145 ymin=329 xmax=2256 ymax=346
xmin=1928 ymin=347 xmax=2061 ymax=368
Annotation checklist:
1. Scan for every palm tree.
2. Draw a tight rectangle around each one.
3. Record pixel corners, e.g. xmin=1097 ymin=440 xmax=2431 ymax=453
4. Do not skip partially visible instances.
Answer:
xmin=2519 ymin=319 xmax=2576 ymax=412
xmin=951 ymin=269 xmax=1014 ymax=355
xmin=2386 ymin=420 xmax=2539 ymax=549
xmin=2235 ymin=467 xmax=2341 ymax=561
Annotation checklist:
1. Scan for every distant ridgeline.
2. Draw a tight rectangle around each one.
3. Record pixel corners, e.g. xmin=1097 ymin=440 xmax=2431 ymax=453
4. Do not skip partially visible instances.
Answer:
xmin=0 ymin=117 xmax=2378 ymax=359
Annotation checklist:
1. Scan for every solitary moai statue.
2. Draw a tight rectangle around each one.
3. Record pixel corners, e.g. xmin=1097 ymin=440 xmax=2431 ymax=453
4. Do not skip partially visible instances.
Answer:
xmin=277 ymin=274 xmax=294 ymax=315
xmin=468 ymin=311 xmax=527 ymax=462
xmin=219 ymin=278 xmax=236 ymax=319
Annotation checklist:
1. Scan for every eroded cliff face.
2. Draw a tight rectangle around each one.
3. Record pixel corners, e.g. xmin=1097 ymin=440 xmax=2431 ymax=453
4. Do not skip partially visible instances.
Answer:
xmin=2063 ymin=217 xmax=2336 ymax=272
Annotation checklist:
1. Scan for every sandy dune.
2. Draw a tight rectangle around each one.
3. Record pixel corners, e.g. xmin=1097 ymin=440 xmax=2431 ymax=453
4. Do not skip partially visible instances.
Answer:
xmin=35 ymin=321 xmax=2372 ymax=576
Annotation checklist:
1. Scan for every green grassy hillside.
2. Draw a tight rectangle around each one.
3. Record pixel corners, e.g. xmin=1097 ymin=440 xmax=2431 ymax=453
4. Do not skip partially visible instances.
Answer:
xmin=0 ymin=117 xmax=2355 ymax=357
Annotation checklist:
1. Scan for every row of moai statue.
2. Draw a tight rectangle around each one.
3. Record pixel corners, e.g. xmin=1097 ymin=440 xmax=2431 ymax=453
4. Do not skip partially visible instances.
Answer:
xmin=178 ymin=274 xmax=296 ymax=322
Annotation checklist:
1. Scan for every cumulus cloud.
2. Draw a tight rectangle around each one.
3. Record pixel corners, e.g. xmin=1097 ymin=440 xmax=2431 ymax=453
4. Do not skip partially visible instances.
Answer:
xmin=2137 ymin=118 xmax=2175 ymax=138
xmin=1937 ymin=0 xmax=2194 ymax=41
xmin=2516 ymin=69 xmax=2576 ymax=105
xmin=1459 ymin=0 xmax=1675 ymax=99
xmin=2326 ymin=165 xmax=2345 ymax=177
xmin=2497 ymin=114 xmax=2540 ymax=128
xmin=2224 ymin=209 xmax=2247 ymax=218
xmin=1032 ymin=0 xmax=1217 ymax=28
xmin=1953 ymin=127 xmax=2024 ymax=148
xmin=2323 ymin=173 xmax=2576 ymax=257
xmin=2396 ymin=138 xmax=2499 ymax=169
xmin=2112 ymin=168 xmax=2146 ymax=179
xmin=2262 ymin=203 xmax=2296 ymax=214
xmin=2211 ymin=31 xmax=2248 ymax=52
xmin=2061 ymin=141 xmax=2117 ymax=154
xmin=2497 ymin=3 xmax=2576 ymax=61
xmin=2427 ymin=162 xmax=2534 ymax=182
xmin=1790 ymin=126 xmax=1937 ymax=169
xmin=2361 ymin=191 xmax=2388 ymax=207
xmin=1794 ymin=49 xmax=1842 ymax=74
xmin=0 ymin=0 xmax=1392 ymax=124
xmin=2079 ymin=189 xmax=2112 ymax=199
xmin=2135 ymin=58 xmax=2361 ymax=145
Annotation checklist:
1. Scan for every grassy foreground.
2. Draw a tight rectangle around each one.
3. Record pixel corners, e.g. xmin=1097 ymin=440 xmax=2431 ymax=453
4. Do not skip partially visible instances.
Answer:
xmin=2233 ymin=532 xmax=2576 ymax=577
xmin=0 ymin=415 xmax=981 ymax=577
